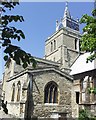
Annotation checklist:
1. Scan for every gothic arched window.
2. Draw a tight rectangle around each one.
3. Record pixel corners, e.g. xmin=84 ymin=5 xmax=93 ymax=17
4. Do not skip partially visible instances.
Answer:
xmin=17 ymin=81 xmax=21 ymax=101
xmin=44 ymin=81 xmax=58 ymax=103
xmin=11 ymin=83 xmax=15 ymax=101
xmin=54 ymin=40 xmax=56 ymax=50
xmin=51 ymin=42 xmax=53 ymax=52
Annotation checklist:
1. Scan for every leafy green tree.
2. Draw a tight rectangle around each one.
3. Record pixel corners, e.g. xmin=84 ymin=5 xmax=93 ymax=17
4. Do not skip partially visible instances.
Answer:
xmin=1 ymin=1 xmax=36 ymax=68
xmin=80 ymin=2 xmax=96 ymax=62
xmin=78 ymin=109 xmax=90 ymax=120
xmin=79 ymin=109 xmax=96 ymax=120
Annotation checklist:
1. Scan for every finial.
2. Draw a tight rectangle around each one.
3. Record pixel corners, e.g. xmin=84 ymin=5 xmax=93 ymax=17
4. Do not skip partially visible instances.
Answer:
xmin=60 ymin=17 xmax=63 ymax=22
xmin=56 ymin=20 xmax=58 ymax=27
xmin=56 ymin=20 xmax=58 ymax=23
xmin=64 ymin=1 xmax=71 ymax=18
xmin=71 ymin=16 xmax=73 ymax=19
xmin=77 ymin=17 xmax=79 ymax=22
xmin=61 ymin=18 xmax=63 ymax=22
xmin=65 ymin=1 xmax=68 ymax=7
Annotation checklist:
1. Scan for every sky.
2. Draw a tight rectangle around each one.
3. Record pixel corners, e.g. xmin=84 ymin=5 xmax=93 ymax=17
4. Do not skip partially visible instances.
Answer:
xmin=0 ymin=2 xmax=94 ymax=80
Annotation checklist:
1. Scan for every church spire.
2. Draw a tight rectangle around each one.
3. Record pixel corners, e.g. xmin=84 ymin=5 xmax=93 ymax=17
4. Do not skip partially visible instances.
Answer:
xmin=64 ymin=2 xmax=71 ymax=18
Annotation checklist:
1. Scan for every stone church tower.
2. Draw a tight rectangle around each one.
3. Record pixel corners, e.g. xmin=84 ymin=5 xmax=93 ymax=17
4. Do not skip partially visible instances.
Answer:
xmin=44 ymin=2 xmax=81 ymax=73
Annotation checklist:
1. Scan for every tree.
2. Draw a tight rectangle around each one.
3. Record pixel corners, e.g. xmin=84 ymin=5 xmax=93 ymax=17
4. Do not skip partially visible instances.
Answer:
xmin=1 ymin=1 xmax=36 ymax=68
xmin=80 ymin=1 xmax=96 ymax=100
xmin=79 ymin=109 xmax=96 ymax=120
xmin=80 ymin=1 xmax=96 ymax=62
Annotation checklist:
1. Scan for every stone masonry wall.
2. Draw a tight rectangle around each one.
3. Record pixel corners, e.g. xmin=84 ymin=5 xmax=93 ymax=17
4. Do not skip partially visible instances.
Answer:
xmin=4 ymin=73 xmax=28 ymax=117
xmin=31 ymin=71 xmax=73 ymax=118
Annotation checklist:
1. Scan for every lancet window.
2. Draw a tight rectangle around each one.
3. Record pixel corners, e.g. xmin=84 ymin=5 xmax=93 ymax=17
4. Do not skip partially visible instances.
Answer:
xmin=17 ymin=81 xmax=21 ymax=101
xmin=11 ymin=83 xmax=15 ymax=101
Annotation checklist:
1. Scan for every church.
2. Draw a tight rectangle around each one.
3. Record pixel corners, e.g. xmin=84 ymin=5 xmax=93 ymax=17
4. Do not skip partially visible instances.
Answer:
xmin=2 ymin=2 xmax=96 ymax=119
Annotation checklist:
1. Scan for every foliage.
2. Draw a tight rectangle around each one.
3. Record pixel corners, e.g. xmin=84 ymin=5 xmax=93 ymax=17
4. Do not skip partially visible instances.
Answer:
xmin=88 ymin=87 xmax=96 ymax=94
xmin=78 ymin=109 xmax=89 ymax=120
xmin=1 ymin=1 xmax=36 ymax=68
xmin=80 ymin=7 xmax=96 ymax=62
xmin=2 ymin=100 xmax=8 ymax=114
xmin=78 ymin=109 xmax=96 ymax=120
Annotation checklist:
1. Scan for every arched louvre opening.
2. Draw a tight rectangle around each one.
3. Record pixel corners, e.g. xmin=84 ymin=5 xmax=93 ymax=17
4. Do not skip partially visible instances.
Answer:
xmin=44 ymin=81 xmax=58 ymax=103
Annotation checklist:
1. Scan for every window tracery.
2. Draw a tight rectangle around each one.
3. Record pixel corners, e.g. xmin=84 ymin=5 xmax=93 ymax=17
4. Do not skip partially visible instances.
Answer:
xmin=44 ymin=81 xmax=58 ymax=104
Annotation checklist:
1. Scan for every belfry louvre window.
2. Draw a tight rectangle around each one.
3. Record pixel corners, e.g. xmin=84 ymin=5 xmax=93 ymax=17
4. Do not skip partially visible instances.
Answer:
xmin=44 ymin=81 xmax=58 ymax=103
xmin=54 ymin=40 xmax=56 ymax=50
xmin=51 ymin=42 xmax=53 ymax=52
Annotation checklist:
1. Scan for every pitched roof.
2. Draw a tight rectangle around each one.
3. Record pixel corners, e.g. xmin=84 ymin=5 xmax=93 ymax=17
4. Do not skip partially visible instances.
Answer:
xmin=70 ymin=53 xmax=96 ymax=75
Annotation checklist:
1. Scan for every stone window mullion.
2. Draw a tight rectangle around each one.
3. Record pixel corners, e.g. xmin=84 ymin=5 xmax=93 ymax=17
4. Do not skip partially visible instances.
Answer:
xmin=86 ymin=77 xmax=90 ymax=102
xmin=53 ymin=87 xmax=58 ymax=103
xmin=52 ymin=87 xmax=54 ymax=103
xmin=49 ymin=87 xmax=51 ymax=103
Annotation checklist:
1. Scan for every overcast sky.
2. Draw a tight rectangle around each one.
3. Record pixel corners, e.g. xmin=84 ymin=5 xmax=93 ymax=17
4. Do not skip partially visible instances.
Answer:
xmin=0 ymin=2 xmax=94 ymax=80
